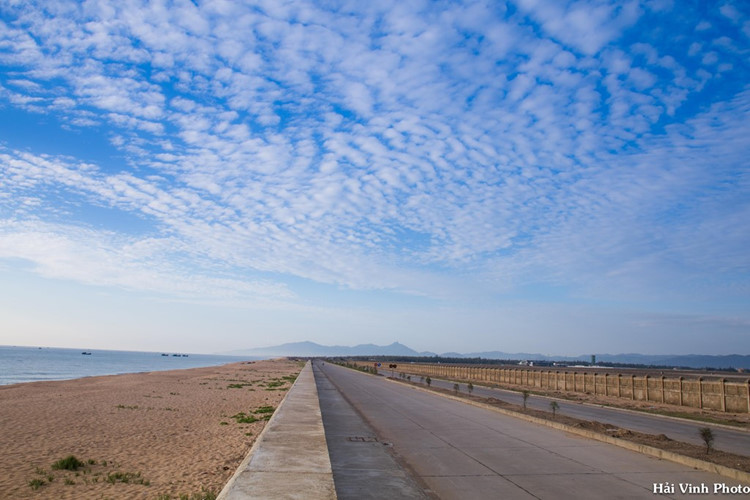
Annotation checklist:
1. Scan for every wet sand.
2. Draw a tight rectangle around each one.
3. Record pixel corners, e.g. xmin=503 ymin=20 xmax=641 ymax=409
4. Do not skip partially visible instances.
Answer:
xmin=0 ymin=358 xmax=303 ymax=499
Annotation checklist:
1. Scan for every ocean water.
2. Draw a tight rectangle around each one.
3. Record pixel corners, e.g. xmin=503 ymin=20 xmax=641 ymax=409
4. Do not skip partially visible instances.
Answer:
xmin=0 ymin=346 xmax=261 ymax=386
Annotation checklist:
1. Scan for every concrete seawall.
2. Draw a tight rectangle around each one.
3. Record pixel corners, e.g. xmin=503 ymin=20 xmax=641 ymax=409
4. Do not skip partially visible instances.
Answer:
xmin=217 ymin=361 xmax=336 ymax=499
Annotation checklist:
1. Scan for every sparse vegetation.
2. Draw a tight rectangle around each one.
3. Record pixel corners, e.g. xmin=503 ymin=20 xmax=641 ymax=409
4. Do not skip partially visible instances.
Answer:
xmin=105 ymin=470 xmax=149 ymax=485
xmin=232 ymin=412 xmax=259 ymax=424
xmin=338 ymin=361 xmax=379 ymax=375
xmin=162 ymin=487 xmax=217 ymax=500
xmin=227 ymin=383 xmax=253 ymax=389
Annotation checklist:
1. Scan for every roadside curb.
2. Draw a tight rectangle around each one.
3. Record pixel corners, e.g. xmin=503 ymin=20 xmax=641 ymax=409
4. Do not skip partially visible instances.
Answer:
xmin=389 ymin=378 xmax=750 ymax=484
xmin=218 ymin=361 xmax=337 ymax=499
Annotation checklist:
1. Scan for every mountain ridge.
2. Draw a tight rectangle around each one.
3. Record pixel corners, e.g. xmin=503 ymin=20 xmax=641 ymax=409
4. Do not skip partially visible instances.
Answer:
xmin=222 ymin=342 xmax=750 ymax=369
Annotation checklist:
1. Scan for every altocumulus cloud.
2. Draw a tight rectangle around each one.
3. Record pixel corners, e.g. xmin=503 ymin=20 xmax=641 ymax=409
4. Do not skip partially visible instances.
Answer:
xmin=0 ymin=0 xmax=748 ymax=317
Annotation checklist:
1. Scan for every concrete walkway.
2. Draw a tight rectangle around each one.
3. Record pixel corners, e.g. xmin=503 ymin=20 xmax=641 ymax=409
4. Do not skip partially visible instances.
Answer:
xmin=218 ymin=362 xmax=336 ymax=499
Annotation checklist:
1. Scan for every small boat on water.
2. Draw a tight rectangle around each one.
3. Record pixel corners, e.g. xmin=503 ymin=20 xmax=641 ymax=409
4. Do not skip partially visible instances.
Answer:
xmin=81 ymin=352 xmax=92 ymax=355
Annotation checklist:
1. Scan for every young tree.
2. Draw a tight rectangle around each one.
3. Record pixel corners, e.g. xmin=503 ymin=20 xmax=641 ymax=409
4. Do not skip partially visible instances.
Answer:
xmin=699 ymin=427 xmax=715 ymax=454
xmin=467 ymin=382 xmax=474 ymax=394
xmin=549 ymin=400 xmax=559 ymax=418
xmin=426 ymin=376 xmax=432 ymax=387
xmin=522 ymin=390 xmax=530 ymax=410
xmin=453 ymin=383 xmax=460 ymax=394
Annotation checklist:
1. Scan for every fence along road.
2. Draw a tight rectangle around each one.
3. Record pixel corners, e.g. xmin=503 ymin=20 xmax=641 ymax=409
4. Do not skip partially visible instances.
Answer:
xmin=316 ymin=361 xmax=750 ymax=500
xmin=394 ymin=363 xmax=750 ymax=414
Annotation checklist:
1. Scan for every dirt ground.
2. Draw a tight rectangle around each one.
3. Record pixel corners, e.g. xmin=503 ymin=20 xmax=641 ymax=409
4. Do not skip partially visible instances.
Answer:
xmin=0 ymin=359 xmax=303 ymax=499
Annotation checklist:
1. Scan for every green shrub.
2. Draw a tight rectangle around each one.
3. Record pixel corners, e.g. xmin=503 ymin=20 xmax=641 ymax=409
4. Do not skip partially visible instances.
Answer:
xmin=52 ymin=455 xmax=85 ymax=471
xmin=28 ymin=478 xmax=45 ymax=490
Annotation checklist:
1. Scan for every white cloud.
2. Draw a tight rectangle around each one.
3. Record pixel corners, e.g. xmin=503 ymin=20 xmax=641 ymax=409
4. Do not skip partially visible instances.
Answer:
xmin=0 ymin=0 xmax=747 ymax=326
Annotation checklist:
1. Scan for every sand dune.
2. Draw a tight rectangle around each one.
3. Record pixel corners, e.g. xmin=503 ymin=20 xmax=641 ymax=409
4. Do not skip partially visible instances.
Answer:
xmin=0 ymin=359 xmax=302 ymax=499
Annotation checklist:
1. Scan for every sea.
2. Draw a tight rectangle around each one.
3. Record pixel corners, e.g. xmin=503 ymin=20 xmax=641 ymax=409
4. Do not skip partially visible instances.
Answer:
xmin=0 ymin=345 xmax=262 ymax=386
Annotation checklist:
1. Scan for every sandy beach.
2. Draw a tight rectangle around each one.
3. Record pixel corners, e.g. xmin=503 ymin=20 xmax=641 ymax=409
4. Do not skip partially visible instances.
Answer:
xmin=0 ymin=358 xmax=303 ymax=499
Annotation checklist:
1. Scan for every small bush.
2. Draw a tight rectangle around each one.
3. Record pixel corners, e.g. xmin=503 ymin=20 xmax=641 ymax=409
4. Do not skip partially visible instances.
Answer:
xmin=467 ymin=382 xmax=474 ymax=394
xmin=52 ymin=455 xmax=85 ymax=471
xmin=550 ymin=400 xmax=559 ymax=418
xmin=28 ymin=478 xmax=45 ymax=490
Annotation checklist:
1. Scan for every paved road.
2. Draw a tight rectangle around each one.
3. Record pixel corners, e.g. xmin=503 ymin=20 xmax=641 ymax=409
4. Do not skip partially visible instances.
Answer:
xmin=316 ymin=361 xmax=749 ymax=499
xmin=313 ymin=362 xmax=430 ymax=499
xmin=399 ymin=374 xmax=750 ymax=456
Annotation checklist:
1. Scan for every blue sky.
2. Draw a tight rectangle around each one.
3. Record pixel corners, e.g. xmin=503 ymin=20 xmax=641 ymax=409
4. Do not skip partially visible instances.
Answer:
xmin=0 ymin=0 xmax=748 ymax=356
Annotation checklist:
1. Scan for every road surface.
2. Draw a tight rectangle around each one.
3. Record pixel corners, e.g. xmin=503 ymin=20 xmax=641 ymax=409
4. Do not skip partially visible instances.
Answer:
xmin=315 ymin=361 xmax=749 ymax=499
xmin=403 ymin=374 xmax=749 ymax=456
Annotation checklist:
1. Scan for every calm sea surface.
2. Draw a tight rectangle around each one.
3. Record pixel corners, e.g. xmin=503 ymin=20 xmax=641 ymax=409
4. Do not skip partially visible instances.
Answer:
xmin=0 ymin=346 xmax=261 ymax=386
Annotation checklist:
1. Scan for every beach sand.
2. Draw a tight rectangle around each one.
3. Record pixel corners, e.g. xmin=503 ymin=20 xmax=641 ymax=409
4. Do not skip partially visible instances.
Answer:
xmin=0 ymin=358 xmax=303 ymax=499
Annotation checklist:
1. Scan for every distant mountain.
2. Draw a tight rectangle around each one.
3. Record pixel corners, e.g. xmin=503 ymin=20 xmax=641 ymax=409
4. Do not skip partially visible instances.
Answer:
xmin=222 ymin=342 xmax=750 ymax=369
xmin=224 ymin=341 xmax=422 ymax=357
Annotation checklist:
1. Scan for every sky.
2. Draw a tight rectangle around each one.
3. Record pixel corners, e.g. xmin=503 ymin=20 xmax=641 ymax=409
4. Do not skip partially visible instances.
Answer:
xmin=0 ymin=0 xmax=748 ymax=356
